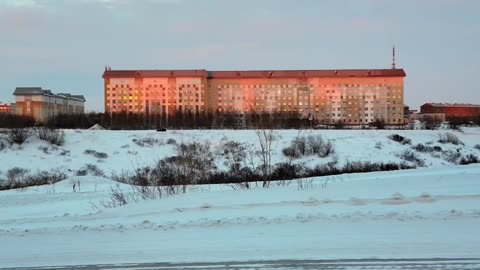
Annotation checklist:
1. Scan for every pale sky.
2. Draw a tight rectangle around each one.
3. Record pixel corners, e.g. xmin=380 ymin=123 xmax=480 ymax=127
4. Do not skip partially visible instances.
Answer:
xmin=1 ymin=0 xmax=479 ymax=112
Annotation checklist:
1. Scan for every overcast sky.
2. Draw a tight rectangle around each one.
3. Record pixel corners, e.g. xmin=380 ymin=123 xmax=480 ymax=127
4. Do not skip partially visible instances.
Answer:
xmin=1 ymin=0 xmax=479 ymax=112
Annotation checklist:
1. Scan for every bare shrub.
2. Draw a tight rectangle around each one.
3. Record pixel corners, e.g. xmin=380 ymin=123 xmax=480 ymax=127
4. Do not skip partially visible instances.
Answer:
xmin=412 ymin=143 xmax=443 ymax=154
xmin=59 ymin=149 xmax=70 ymax=156
xmin=76 ymin=163 xmax=104 ymax=176
xmin=120 ymin=144 xmax=130 ymax=149
xmin=94 ymin=152 xmax=108 ymax=159
xmin=83 ymin=149 xmax=108 ymax=159
xmin=399 ymin=150 xmax=425 ymax=166
xmin=474 ymin=144 xmax=480 ymax=150
xmin=5 ymin=167 xmax=29 ymax=189
xmin=24 ymin=169 xmax=67 ymax=187
xmin=443 ymin=150 xmax=462 ymax=163
xmin=38 ymin=146 xmax=50 ymax=154
xmin=308 ymin=135 xmax=334 ymax=157
xmin=132 ymin=137 xmax=161 ymax=147
xmin=0 ymin=168 xmax=67 ymax=191
xmin=296 ymin=178 xmax=313 ymax=191
xmin=459 ymin=154 xmax=479 ymax=165
xmin=375 ymin=142 xmax=382 ymax=149
xmin=7 ymin=128 xmax=30 ymax=145
xmin=0 ymin=140 xmax=6 ymax=151
xmin=36 ymin=127 xmax=65 ymax=146
xmin=84 ymin=149 xmax=96 ymax=155
xmin=114 ymin=142 xmax=217 ymax=199
xmin=438 ymin=132 xmax=463 ymax=145
xmin=102 ymin=184 xmax=138 ymax=208
xmin=282 ymin=135 xmax=334 ymax=159
xmin=219 ymin=140 xmax=249 ymax=172
xmin=166 ymin=138 xmax=177 ymax=145
xmin=388 ymin=134 xmax=412 ymax=145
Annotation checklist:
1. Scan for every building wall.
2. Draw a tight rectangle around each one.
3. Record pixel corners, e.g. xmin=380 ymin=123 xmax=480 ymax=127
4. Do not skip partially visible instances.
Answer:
xmin=0 ymin=104 xmax=12 ymax=114
xmin=105 ymin=75 xmax=404 ymax=126
xmin=15 ymin=94 xmax=84 ymax=122
xmin=421 ymin=104 xmax=480 ymax=120
xmin=105 ymin=77 xmax=206 ymax=116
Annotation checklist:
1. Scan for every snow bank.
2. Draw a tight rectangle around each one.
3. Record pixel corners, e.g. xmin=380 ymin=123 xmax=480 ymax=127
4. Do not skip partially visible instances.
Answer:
xmin=1 ymin=165 xmax=480 ymax=267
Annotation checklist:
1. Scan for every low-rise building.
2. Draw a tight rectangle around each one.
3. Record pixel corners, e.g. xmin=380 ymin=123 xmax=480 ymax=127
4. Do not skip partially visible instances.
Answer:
xmin=13 ymin=87 xmax=85 ymax=122
xmin=420 ymin=103 xmax=480 ymax=121
xmin=0 ymin=103 xmax=12 ymax=114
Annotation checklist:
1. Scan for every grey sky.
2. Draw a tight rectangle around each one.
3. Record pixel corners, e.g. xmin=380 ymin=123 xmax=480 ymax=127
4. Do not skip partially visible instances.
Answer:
xmin=1 ymin=0 xmax=479 ymax=112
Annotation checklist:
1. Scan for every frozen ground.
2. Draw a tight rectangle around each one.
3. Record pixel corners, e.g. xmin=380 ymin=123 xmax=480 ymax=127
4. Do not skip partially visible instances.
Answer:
xmin=1 ymin=164 xmax=480 ymax=268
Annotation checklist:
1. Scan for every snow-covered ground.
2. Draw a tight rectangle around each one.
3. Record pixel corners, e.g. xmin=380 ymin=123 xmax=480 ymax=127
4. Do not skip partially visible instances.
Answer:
xmin=1 ymin=165 xmax=480 ymax=267
xmin=0 ymin=128 xmax=480 ymax=268
xmin=0 ymin=128 xmax=479 ymax=177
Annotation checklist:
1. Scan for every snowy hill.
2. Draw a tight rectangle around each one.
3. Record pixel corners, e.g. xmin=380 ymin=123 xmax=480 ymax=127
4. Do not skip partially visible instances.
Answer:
xmin=1 ymin=128 xmax=479 ymax=179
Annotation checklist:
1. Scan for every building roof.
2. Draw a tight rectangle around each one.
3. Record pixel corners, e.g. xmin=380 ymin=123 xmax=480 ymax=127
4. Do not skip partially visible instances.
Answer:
xmin=102 ymin=69 xmax=208 ymax=78
xmin=208 ymin=69 xmax=406 ymax=79
xmin=422 ymin=103 xmax=480 ymax=108
xmin=13 ymin=87 xmax=44 ymax=95
xmin=102 ymin=69 xmax=406 ymax=79
xmin=13 ymin=87 xmax=86 ymax=102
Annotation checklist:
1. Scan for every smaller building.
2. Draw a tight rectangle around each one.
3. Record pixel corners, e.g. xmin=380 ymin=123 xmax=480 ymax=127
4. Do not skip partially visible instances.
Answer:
xmin=420 ymin=103 xmax=480 ymax=121
xmin=0 ymin=103 xmax=12 ymax=114
xmin=13 ymin=87 xmax=85 ymax=123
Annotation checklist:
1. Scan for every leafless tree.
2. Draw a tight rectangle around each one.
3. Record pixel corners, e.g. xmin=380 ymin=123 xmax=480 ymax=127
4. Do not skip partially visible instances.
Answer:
xmin=255 ymin=128 xmax=277 ymax=188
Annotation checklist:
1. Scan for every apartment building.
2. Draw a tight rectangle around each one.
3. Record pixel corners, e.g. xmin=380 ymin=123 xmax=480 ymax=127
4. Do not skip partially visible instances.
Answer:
xmin=103 ymin=68 xmax=406 ymax=126
xmin=13 ymin=87 xmax=85 ymax=122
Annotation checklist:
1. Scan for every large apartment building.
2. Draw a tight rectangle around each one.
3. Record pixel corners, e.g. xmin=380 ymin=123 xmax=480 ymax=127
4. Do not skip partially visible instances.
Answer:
xmin=102 ymin=68 xmax=406 ymax=126
xmin=13 ymin=87 xmax=86 ymax=122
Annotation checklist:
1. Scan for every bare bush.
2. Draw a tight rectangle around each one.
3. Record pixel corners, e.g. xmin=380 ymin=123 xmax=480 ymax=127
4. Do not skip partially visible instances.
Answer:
xmin=443 ymin=150 xmax=462 ymax=163
xmin=0 ymin=140 xmax=6 ymax=151
xmin=388 ymin=134 xmax=412 ymax=145
xmin=474 ymin=144 xmax=480 ymax=151
xmin=94 ymin=152 xmax=108 ymax=159
xmin=282 ymin=135 xmax=334 ymax=159
xmin=412 ymin=143 xmax=444 ymax=154
xmin=84 ymin=149 xmax=96 ymax=155
xmin=83 ymin=149 xmax=108 ymax=159
xmin=76 ymin=163 xmax=105 ymax=177
xmin=132 ymin=137 xmax=162 ymax=147
xmin=219 ymin=140 xmax=249 ymax=172
xmin=296 ymin=178 xmax=313 ymax=191
xmin=399 ymin=150 xmax=425 ymax=166
xmin=438 ymin=132 xmax=463 ymax=145
xmin=36 ymin=127 xmax=65 ymax=146
xmin=166 ymin=138 xmax=177 ymax=145
xmin=0 ymin=168 xmax=67 ymax=191
xmin=5 ymin=167 xmax=29 ymax=189
xmin=459 ymin=154 xmax=479 ymax=165
xmin=112 ymin=142 xmax=217 ymax=199
xmin=7 ymin=128 xmax=30 ymax=145
xmin=102 ymin=184 xmax=138 ymax=208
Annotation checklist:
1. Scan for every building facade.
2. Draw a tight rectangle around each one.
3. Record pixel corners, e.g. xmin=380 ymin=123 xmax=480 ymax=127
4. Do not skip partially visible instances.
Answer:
xmin=103 ymin=68 xmax=406 ymax=126
xmin=13 ymin=87 xmax=86 ymax=122
xmin=420 ymin=103 xmax=480 ymax=121
xmin=0 ymin=103 xmax=12 ymax=114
